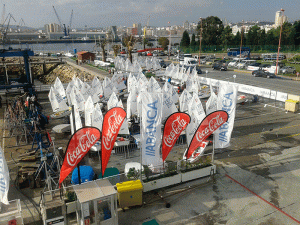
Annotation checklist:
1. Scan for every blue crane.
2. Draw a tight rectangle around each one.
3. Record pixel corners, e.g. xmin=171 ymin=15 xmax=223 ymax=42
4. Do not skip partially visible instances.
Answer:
xmin=52 ymin=6 xmax=73 ymax=39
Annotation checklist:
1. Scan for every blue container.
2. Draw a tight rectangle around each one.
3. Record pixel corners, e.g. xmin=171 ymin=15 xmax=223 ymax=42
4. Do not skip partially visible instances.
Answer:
xmin=72 ymin=165 xmax=94 ymax=184
xmin=74 ymin=49 xmax=77 ymax=54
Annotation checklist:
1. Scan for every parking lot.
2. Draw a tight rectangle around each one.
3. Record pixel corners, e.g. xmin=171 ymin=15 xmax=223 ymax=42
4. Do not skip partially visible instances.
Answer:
xmin=116 ymin=93 xmax=300 ymax=224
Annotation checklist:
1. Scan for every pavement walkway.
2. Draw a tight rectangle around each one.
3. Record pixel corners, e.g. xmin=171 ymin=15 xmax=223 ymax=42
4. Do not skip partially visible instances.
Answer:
xmin=118 ymin=145 xmax=300 ymax=225
xmin=65 ymin=58 xmax=112 ymax=79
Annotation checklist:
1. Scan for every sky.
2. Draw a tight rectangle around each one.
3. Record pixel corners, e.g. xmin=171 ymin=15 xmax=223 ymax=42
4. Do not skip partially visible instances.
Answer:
xmin=3 ymin=0 xmax=300 ymax=28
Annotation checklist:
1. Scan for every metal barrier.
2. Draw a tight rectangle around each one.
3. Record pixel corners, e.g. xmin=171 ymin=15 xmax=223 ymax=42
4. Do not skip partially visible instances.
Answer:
xmin=175 ymin=135 xmax=186 ymax=146
xmin=113 ymin=143 xmax=138 ymax=154
xmin=33 ymin=84 xmax=51 ymax=92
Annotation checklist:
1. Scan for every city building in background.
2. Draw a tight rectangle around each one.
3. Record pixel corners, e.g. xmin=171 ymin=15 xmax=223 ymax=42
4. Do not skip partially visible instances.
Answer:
xmin=44 ymin=23 xmax=62 ymax=33
xmin=133 ymin=23 xmax=142 ymax=36
xmin=183 ymin=20 xmax=190 ymax=30
xmin=275 ymin=10 xmax=288 ymax=27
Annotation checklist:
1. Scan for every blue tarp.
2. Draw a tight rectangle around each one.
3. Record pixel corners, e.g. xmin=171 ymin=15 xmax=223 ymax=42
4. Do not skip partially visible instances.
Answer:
xmin=72 ymin=165 xmax=95 ymax=184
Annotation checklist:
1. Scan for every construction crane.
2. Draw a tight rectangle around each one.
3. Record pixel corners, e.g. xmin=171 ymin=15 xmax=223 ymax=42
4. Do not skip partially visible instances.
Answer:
xmin=143 ymin=16 xmax=150 ymax=49
xmin=1 ymin=4 xmax=5 ymax=28
xmin=52 ymin=6 xmax=73 ymax=39
xmin=17 ymin=18 xmax=25 ymax=33
xmin=1 ymin=13 xmax=16 ymax=42
xmin=67 ymin=9 xmax=73 ymax=36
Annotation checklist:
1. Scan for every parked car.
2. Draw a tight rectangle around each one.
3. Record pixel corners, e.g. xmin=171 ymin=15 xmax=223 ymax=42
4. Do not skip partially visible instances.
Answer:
xmin=259 ymin=64 xmax=270 ymax=69
xmin=252 ymin=55 xmax=261 ymax=60
xmin=212 ymin=63 xmax=227 ymax=71
xmin=157 ymin=51 xmax=165 ymax=56
xmin=252 ymin=70 xmax=276 ymax=78
xmin=228 ymin=59 xmax=243 ymax=67
xmin=280 ymin=66 xmax=296 ymax=74
xmin=237 ymin=60 xmax=256 ymax=69
xmin=159 ymin=59 xmax=167 ymax=68
xmin=247 ymin=62 xmax=261 ymax=71
xmin=213 ymin=60 xmax=226 ymax=64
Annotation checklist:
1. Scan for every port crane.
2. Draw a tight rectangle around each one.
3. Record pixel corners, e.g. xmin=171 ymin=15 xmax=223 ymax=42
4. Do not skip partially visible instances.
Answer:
xmin=52 ymin=6 xmax=73 ymax=39
xmin=1 ymin=13 xmax=16 ymax=43
xmin=16 ymin=18 xmax=25 ymax=32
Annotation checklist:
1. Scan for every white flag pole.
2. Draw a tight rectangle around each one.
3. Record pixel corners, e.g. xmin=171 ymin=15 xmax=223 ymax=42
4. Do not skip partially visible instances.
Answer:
xmin=212 ymin=134 xmax=215 ymax=164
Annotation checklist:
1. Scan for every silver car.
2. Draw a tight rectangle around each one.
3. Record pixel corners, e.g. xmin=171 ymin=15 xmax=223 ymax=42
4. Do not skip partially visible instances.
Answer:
xmin=281 ymin=66 xmax=296 ymax=74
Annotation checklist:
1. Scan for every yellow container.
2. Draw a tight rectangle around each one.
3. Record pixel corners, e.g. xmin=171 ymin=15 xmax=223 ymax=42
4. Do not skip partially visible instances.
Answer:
xmin=116 ymin=180 xmax=143 ymax=209
xmin=285 ymin=99 xmax=299 ymax=112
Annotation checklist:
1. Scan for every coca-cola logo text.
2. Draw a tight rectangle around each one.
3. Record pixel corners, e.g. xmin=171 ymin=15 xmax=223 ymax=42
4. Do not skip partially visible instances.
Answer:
xmin=196 ymin=114 xmax=224 ymax=142
xmin=103 ymin=110 xmax=124 ymax=150
xmin=163 ymin=116 xmax=188 ymax=147
xmin=66 ymin=130 xmax=97 ymax=166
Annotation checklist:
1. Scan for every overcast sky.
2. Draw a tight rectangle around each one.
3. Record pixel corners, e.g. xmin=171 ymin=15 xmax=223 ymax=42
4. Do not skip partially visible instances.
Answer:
xmin=3 ymin=0 xmax=300 ymax=28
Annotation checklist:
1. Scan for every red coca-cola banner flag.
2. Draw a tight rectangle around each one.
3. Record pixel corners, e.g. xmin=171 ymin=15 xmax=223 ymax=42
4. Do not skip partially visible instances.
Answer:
xmin=186 ymin=110 xmax=228 ymax=159
xmin=59 ymin=127 xmax=101 ymax=187
xmin=162 ymin=112 xmax=190 ymax=161
xmin=101 ymin=107 xmax=126 ymax=176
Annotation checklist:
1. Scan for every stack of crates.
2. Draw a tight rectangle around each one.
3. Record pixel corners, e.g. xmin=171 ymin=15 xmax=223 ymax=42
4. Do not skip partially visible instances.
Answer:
xmin=116 ymin=180 xmax=143 ymax=209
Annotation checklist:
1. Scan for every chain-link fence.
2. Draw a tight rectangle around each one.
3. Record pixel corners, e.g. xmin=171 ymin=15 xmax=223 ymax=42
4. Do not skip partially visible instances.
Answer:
xmin=180 ymin=45 xmax=300 ymax=54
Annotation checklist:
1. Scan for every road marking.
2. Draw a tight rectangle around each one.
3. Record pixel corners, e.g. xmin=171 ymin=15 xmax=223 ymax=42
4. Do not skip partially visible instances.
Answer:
xmin=225 ymin=174 xmax=300 ymax=224
xmin=267 ymin=133 xmax=300 ymax=142
xmin=249 ymin=124 xmax=300 ymax=137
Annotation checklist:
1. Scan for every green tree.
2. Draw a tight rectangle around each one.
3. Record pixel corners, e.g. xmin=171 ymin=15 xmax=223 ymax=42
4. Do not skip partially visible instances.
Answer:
xmin=293 ymin=20 xmax=300 ymax=45
xmin=158 ymin=37 xmax=169 ymax=50
xmin=112 ymin=44 xmax=120 ymax=58
xmin=123 ymin=35 xmax=136 ymax=63
xmin=197 ymin=16 xmax=224 ymax=45
xmin=246 ymin=25 xmax=260 ymax=45
xmin=233 ymin=31 xmax=241 ymax=45
xmin=266 ymin=29 xmax=277 ymax=45
xmin=190 ymin=34 xmax=196 ymax=48
xmin=241 ymin=27 xmax=247 ymax=46
xmin=258 ymin=29 xmax=267 ymax=46
xmin=143 ymin=38 xmax=149 ymax=49
xmin=99 ymin=39 xmax=107 ymax=62
xmin=220 ymin=26 xmax=233 ymax=46
xmin=180 ymin=30 xmax=190 ymax=47
xmin=281 ymin=22 xmax=295 ymax=45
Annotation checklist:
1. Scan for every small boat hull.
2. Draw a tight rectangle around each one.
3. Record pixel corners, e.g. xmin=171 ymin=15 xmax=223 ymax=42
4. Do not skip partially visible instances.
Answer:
xmin=50 ymin=109 xmax=71 ymax=119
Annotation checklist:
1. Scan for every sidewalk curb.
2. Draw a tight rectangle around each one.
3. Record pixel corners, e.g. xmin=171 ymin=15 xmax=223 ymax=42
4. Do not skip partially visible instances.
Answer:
xmin=233 ymin=69 xmax=252 ymax=74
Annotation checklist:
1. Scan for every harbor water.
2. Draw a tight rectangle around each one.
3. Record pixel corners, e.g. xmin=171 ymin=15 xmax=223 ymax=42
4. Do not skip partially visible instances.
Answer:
xmin=6 ymin=38 xmax=182 ymax=55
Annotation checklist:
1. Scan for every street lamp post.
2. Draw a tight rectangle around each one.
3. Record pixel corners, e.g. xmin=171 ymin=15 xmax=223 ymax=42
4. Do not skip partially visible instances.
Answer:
xmin=168 ymin=21 xmax=171 ymax=60
xmin=199 ymin=17 xmax=203 ymax=65
xmin=275 ymin=9 xmax=285 ymax=76
xmin=239 ymin=20 xmax=244 ymax=63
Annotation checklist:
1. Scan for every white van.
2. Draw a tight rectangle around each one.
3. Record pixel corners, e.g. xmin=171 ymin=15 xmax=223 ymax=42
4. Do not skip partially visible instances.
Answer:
xmin=263 ymin=65 xmax=279 ymax=74
xmin=180 ymin=57 xmax=198 ymax=66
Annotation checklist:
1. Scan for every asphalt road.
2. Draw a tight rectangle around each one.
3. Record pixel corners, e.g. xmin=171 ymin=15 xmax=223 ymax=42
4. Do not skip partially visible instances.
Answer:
xmin=202 ymin=67 xmax=300 ymax=95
